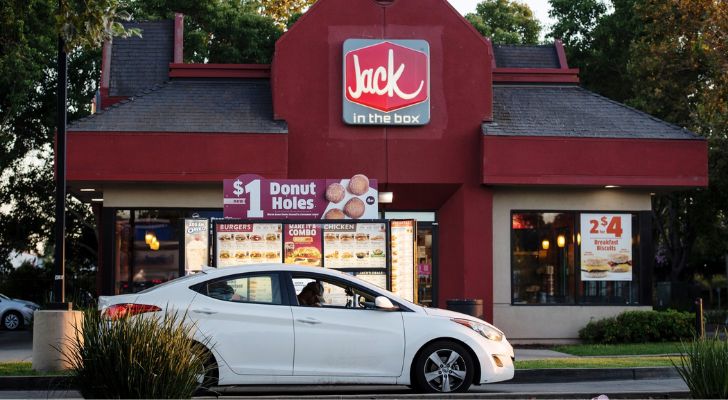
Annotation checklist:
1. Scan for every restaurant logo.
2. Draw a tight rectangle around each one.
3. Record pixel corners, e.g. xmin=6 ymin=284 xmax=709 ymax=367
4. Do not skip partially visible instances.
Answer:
xmin=343 ymin=39 xmax=430 ymax=126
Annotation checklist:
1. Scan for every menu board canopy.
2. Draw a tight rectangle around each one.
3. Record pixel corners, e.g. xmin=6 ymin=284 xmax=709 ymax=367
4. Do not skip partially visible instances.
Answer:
xmin=580 ymin=213 xmax=633 ymax=281
xmin=224 ymin=174 xmax=378 ymax=220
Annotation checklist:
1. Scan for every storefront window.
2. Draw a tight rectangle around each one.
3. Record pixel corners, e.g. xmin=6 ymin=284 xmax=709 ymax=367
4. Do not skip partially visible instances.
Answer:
xmin=114 ymin=209 xmax=222 ymax=294
xmin=511 ymin=211 xmax=640 ymax=305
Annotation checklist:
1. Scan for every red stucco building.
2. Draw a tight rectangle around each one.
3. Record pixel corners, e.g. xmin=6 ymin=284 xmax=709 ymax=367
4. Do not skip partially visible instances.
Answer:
xmin=67 ymin=0 xmax=707 ymax=341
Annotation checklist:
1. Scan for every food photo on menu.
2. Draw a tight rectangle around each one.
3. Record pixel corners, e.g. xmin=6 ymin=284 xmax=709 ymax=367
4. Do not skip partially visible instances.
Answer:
xmin=321 ymin=174 xmax=378 ymax=220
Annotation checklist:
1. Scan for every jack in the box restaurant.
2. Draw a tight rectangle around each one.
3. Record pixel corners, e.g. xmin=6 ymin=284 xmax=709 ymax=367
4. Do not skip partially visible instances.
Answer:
xmin=66 ymin=0 xmax=708 ymax=342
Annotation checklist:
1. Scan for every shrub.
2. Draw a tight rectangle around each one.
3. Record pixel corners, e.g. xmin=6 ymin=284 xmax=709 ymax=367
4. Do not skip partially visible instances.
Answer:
xmin=674 ymin=331 xmax=728 ymax=399
xmin=61 ymin=308 xmax=214 ymax=399
xmin=704 ymin=309 xmax=728 ymax=325
xmin=579 ymin=310 xmax=694 ymax=344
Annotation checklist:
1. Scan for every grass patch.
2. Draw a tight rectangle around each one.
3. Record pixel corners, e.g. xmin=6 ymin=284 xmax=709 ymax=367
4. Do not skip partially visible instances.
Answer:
xmin=516 ymin=356 xmax=680 ymax=369
xmin=0 ymin=362 xmax=35 ymax=376
xmin=552 ymin=342 xmax=683 ymax=356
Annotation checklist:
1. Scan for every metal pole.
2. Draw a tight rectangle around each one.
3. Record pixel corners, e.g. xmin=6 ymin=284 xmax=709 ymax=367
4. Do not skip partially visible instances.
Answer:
xmin=695 ymin=297 xmax=704 ymax=338
xmin=53 ymin=11 xmax=67 ymax=305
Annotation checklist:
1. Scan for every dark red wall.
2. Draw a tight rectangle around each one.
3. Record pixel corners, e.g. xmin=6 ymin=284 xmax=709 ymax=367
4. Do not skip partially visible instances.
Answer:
xmin=482 ymin=136 xmax=709 ymax=187
xmin=273 ymin=0 xmax=494 ymax=311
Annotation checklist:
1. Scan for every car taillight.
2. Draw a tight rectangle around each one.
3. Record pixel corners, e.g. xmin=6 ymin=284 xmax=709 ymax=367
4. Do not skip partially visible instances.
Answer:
xmin=102 ymin=303 xmax=161 ymax=320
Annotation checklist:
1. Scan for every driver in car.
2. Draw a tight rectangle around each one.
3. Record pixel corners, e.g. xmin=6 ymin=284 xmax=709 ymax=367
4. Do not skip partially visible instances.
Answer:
xmin=297 ymin=282 xmax=324 ymax=306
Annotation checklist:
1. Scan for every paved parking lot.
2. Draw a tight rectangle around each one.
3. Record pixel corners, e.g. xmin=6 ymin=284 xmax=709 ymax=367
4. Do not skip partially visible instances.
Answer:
xmin=0 ymin=330 xmax=32 ymax=362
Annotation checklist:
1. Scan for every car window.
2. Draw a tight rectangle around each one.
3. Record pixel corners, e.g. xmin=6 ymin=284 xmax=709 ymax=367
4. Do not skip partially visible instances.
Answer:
xmin=204 ymin=274 xmax=282 ymax=305
xmin=292 ymin=274 xmax=377 ymax=309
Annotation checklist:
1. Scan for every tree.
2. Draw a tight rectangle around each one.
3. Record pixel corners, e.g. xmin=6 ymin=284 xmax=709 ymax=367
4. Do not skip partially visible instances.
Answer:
xmin=465 ymin=0 xmax=541 ymax=44
xmin=258 ymin=0 xmax=316 ymax=27
xmin=128 ymin=0 xmax=282 ymax=63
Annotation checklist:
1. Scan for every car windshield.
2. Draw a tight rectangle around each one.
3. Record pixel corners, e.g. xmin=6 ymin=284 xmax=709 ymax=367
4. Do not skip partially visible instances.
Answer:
xmin=137 ymin=272 xmax=204 ymax=294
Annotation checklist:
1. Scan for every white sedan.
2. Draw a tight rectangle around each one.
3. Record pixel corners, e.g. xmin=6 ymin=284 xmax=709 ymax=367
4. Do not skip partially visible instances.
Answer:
xmin=98 ymin=264 xmax=514 ymax=393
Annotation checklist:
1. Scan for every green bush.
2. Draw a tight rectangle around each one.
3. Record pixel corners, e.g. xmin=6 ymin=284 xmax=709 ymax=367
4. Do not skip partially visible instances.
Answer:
xmin=674 ymin=331 xmax=728 ymax=399
xmin=579 ymin=310 xmax=695 ymax=344
xmin=704 ymin=309 xmax=728 ymax=325
xmin=61 ymin=309 xmax=215 ymax=399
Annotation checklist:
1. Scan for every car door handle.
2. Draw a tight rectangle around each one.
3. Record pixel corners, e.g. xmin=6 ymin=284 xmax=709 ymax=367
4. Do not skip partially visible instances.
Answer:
xmin=192 ymin=309 xmax=217 ymax=315
xmin=296 ymin=318 xmax=322 ymax=325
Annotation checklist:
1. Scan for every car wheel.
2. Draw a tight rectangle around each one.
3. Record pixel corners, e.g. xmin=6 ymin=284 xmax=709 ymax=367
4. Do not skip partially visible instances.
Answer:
xmin=191 ymin=343 xmax=218 ymax=394
xmin=413 ymin=340 xmax=474 ymax=393
xmin=2 ymin=311 xmax=22 ymax=331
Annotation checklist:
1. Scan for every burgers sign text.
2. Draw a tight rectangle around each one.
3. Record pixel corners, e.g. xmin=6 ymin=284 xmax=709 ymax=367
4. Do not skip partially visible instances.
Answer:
xmin=343 ymin=39 xmax=430 ymax=125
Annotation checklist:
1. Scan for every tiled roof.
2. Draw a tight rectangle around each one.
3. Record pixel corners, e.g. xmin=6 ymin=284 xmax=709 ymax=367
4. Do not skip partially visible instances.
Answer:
xmin=70 ymin=79 xmax=288 ymax=133
xmin=493 ymin=45 xmax=560 ymax=69
xmin=109 ymin=21 xmax=174 ymax=97
xmin=484 ymin=85 xmax=701 ymax=140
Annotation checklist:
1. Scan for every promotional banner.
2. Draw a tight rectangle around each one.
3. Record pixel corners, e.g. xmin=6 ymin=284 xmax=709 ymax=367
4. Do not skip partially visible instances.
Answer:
xmin=284 ymin=224 xmax=322 ymax=267
xmin=580 ymin=214 xmax=633 ymax=281
xmin=343 ymin=39 xmax=430 ymax=126
xmin=183 ymin=219 xmax=209 ymax=274
xmin=215 ymin=223 xmax=282 ymax=267
xmin=224 ymin=174 xmax=378 ymax=220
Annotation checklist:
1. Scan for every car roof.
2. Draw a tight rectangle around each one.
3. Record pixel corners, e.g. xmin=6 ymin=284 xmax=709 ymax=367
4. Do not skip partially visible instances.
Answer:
xmin=199 ymin=263 xmax=350 ymax=278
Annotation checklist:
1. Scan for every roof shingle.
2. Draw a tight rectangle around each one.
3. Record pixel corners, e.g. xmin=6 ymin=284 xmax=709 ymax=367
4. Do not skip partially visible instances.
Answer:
xmin=71 ymin=79 xmax=287 ymax=134
xmin=493 ymin=45 xmax=560 ymax=69
xmin=484 ymin=85 xmax=701 ymax=140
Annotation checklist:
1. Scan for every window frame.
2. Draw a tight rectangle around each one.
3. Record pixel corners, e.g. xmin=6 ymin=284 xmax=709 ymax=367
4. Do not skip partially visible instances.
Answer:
xmin=281 ymin=271 xmax=412 ymax=311
xmin=510 ymin=210 xmax=648 ymax=307
xmin=191 ymin=271 xmax=291 ymax=306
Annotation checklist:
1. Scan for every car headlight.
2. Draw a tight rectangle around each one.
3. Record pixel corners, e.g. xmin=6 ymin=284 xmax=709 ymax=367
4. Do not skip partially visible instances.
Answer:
xmin=23 ymin=304 xmax=37 ymax=311
xmin=452 ymin=318 xmax=503 ymax=341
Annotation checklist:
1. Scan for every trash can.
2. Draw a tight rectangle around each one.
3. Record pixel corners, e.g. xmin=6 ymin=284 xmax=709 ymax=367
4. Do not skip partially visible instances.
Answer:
xmin=446 ymin=299 xmax=483 ymax=320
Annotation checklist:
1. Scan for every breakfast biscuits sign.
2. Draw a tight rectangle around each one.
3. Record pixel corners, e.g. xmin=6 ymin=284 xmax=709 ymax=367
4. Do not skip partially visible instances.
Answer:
xmin=580 ymin=214 xmax=633 ymax=281
xmin=343 ymin=39 xmax=430 ymax=125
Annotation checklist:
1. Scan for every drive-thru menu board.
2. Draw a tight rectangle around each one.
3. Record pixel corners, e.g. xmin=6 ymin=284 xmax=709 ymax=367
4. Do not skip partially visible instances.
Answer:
xmin=580 ymin=213 xmax=632 ymax=281
xmin=390 ymin=220 xmax=417 ymax=302
xmin=215 ymin=223 xmax=283 ymax=267
xmin=323 ymin=223 xmax=387 ymax=269
xmin=284 ymin=224 xmax=322 ymax=267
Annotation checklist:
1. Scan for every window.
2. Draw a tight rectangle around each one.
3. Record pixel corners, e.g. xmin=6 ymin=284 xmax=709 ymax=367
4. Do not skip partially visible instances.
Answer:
xmin=292 ymin=275 xmax=377 ymax=308
xmin=202 ymin=274 xmax=282 ymax=305
xmin=511 ymin=211 xmax=641 ymax=306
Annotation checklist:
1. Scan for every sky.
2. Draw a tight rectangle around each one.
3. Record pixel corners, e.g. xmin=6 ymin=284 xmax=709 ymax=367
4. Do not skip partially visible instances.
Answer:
xmin=447 ymin=0 xmax=554 ymax=31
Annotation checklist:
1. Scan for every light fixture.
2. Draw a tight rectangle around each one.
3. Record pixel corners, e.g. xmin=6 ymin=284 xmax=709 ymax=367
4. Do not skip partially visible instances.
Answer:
xmin=80 ymin=188 xmax=96 ymax=192
xmin=605 ymin=185 xmax=620 ymax=189
xmin=541 ymin=239 xmax=550 ymax=250
xmin=557 ymin=234 xmax=566 ymax=248
xmin=378 ymin=191 xmax=394 ymax=203
xmin=577 ymin=233 xmax=581 ymax=245
xmin=150 ymin=240 xmax=160 ymax=251
xmin=145 ymin=231 xmax=155 ymax=245
xmin=91 ymin=198 xmax=104 ymax=202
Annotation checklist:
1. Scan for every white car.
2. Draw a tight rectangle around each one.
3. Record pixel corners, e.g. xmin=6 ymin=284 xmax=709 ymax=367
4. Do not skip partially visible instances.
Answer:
xmin=0 ymin=293 xmax=39 ymax=330
xmin=98 ymin=264 xmax=514 ymax=393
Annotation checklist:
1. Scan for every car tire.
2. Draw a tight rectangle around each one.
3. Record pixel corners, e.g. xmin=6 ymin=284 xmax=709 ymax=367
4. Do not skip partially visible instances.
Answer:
xmin=2 ymin=311 xmax=23 ymax=331
xmin=191 ymin=343 xmax=218 ymax=395
xmin=412 ymin=340 xmax=474 ymax=393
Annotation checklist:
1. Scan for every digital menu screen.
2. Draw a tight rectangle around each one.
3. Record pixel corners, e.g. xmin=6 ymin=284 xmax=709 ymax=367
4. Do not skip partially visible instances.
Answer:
xmin=390 ymin=220 xmax=416 ymax=302
xmin=284 ymin=224 xmax=323 ymax=267
xmin=215 ymin=223 xmax=282 ymax=267
xmin=322 ymin=223 xmax=387 ymax=269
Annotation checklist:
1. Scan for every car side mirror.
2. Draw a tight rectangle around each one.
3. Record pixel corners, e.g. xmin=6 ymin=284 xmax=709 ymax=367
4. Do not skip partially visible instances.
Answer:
xmin=374 ymin=296 xmax=397 ymax=311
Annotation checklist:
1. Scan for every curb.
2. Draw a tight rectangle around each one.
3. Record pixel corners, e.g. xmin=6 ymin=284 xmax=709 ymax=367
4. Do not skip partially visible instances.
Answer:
xmin=511 ymin=366 xmax=680 ymax=383
xmin=0 ymin=367 xmax=679 ymax=391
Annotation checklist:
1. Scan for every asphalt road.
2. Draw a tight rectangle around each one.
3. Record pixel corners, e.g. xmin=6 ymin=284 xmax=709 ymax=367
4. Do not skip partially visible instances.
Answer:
xmin=0 ymin=330 xmax=32 ymax=362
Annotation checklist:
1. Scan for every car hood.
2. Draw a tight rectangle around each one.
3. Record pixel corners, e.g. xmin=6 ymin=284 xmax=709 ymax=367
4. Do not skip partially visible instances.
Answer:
xmin=13 ymin=299 xmax=40 ymax=309
xmin=423 ymin=307 xmax=504 ymax=334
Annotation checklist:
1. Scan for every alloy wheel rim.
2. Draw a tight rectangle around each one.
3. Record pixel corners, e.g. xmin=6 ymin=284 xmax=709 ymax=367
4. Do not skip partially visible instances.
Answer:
xmin=423 ymin=348 xmax=467 ymax=392
xmin=4 ymin=314 xmax=19 ymax=330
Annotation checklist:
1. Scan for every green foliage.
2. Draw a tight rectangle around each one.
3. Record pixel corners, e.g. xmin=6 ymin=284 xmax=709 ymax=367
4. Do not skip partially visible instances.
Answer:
xmin=62 ymin=309 xmax=215 ymax=399
xmin=0 ymin=261 xmax=52 ymax=304
xmin=58 ymin=0 xmax=141 ymax=52
xmin=127 ymin=0 xmax=282 ymax=63
xmin=465 ymin=0 xmax=541 ymax=44
xmin=516 ymin=356 xmax=679 ymax=369
xmin=579 ymin=310 xmax=695 ymax=344
xmin=704 ymin=309 xmax=728 ymax=325
xmin=258 ymin=0 xmax=316 ymax=27
xmin=674 ymin=332 xmax=728 ymax=399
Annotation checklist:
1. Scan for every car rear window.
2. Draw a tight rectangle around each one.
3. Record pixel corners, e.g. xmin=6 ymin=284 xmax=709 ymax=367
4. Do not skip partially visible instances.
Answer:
xmin=137 ymin=273 xmax=203 ymax=294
